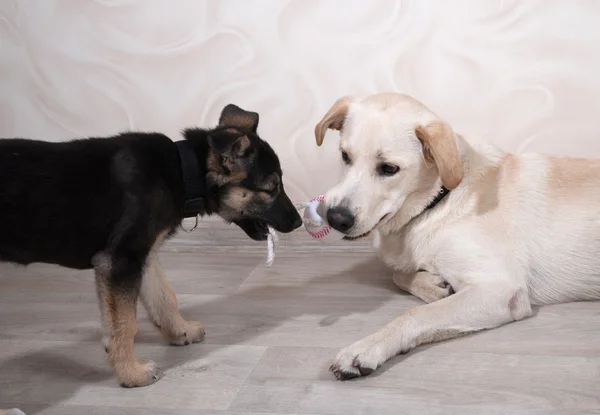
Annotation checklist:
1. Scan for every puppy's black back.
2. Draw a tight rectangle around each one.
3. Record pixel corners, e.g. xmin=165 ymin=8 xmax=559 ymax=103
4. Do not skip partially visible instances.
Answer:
xmin=0 ymin=133 xmax=183 ymax=269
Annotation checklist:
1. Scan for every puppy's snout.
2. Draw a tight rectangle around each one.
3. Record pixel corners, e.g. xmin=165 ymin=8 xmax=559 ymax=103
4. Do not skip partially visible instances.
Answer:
xmin=292 ymin=214 xmax=303 ymax=230
xmin=326 ymin=207 xmax=355 ymax=233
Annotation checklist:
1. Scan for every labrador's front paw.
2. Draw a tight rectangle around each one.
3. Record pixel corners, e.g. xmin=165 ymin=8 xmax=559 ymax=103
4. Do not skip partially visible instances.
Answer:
xmin=330 ymin=339 xmax=387 ymax=380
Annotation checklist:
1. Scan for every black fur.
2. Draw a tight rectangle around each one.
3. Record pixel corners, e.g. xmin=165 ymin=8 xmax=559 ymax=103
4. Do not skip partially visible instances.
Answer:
xmin=0 ymin=107 xmax=301 ymax=278
xmin=0 ymin=104 xmax=302 ymax=387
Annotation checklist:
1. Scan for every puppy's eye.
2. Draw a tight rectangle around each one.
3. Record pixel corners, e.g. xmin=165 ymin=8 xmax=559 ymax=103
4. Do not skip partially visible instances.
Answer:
xmin=341 ymin=150 xmax=351 ymax=165
xmin=260 ymin=177 xmax=280 ymax=194
xmin=378 ymin=163 xmax=400 ymax=176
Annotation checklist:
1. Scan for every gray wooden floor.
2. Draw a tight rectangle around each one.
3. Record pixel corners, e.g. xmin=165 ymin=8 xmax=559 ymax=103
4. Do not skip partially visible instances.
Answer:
xmin=1 ymin=219 xmax=600 ymax=414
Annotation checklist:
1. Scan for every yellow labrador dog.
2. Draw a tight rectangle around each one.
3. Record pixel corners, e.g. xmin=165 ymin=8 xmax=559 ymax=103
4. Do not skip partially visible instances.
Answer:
xmin=315 ymin=92 xmax=600 ymax=380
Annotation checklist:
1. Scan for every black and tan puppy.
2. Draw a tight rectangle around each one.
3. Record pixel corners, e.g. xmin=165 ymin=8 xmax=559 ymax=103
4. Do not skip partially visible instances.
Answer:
xmin=0 ymin=104 xmax=302 ymax=387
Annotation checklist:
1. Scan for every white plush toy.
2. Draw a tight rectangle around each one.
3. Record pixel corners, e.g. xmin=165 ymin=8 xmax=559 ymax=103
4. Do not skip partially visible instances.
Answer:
xmin=266 ymin=195 xmax=343 ymax=266
xmin=298 ymin=195 xmax=345 ymax=242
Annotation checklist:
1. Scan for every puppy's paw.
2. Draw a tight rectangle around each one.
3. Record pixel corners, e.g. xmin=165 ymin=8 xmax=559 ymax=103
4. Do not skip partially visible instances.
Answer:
xmin=330 ymin=340 xmax=386 ymax=380
xmin=102 ymin=334 xmax=110 ymax=353
xmin=118 ymin=360 xmax=162 ymax=388
xmin=168 ymin=320 xmax=205 ymax=346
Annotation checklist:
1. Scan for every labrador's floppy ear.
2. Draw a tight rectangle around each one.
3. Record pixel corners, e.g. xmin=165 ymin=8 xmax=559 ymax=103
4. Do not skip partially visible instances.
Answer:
xmin=415 ymin=121 xmax=464 ymax=190
xmin=314 ymin=96 xmax=354 ymax=146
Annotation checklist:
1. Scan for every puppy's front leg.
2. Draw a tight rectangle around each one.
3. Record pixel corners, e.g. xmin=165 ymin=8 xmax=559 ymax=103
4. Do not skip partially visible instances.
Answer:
xmin=95 ymin=255 xmax=161 ymax=388
xmin=140 ymin=253 xmax=205 ymax=346
xmin=331 ymin=284 xmax=532 ymax=380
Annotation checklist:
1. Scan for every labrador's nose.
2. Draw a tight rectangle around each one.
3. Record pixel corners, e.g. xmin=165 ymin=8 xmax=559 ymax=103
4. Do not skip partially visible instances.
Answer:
xmin=326 ymin=206 xmax=355 ymax=233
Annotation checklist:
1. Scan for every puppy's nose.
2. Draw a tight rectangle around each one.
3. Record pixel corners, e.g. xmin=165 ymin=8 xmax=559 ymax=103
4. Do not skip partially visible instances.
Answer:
xmin=326 ymin=207 xmax=355 ymax=233
xmin=292 ymin=214 xmax=303 ymax=230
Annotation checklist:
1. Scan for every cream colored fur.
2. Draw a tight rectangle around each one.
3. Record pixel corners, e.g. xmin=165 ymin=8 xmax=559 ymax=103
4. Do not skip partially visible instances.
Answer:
xmin=316 ymin=92 xmax=600 ymax=379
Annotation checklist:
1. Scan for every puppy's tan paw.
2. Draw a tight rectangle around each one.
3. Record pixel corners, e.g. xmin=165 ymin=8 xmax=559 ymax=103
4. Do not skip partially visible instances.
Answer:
xmin=167 ymin=320 xmax=205 ymax=346
xmin=117 ymin=360 xmax=162 ymax=388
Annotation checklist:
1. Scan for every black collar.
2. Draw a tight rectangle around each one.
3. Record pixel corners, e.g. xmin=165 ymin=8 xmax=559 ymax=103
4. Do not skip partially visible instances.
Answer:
xmin=403 ymin=185 xmax=451 ymax=228
xmin=423 ymin=186 xmax=450 ymax=212
xmin=175 ymin=140 xmax=206 ymax=218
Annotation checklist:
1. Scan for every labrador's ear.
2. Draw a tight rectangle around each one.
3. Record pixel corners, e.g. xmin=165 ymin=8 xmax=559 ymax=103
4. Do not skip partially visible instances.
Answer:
xmin=314 ymin=96 xmax=354 ymax=146
xmin=218 ymin=104 xmax=259 ymax=133
xmin=415 ymin=121 xmax=464 ymax=190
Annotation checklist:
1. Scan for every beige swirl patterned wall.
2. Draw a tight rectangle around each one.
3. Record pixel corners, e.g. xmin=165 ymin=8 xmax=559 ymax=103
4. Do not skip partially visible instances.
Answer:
xmin=2 ymin=0 xmax=600 ymax=202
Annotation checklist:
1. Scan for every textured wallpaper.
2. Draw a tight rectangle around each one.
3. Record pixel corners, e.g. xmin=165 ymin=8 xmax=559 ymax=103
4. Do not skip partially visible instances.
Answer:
xmin=2 ymin=0 xmax=600 ymax=202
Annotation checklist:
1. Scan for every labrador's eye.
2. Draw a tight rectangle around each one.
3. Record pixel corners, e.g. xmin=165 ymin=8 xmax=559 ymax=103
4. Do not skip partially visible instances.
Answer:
xmin=341 ymin=150 xmax=351 ymax=165
xmin=378 ymin=163 xmax=400 ymax=176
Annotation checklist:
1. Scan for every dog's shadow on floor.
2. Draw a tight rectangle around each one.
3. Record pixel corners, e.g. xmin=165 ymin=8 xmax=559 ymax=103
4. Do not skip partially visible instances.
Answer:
xmin=0 ymin=348 xmax=115 ymax=414
xmin=175 ymin=255 xmax=408 ymax=344
xmin=0 ymin=255 xmax=409 ymax=414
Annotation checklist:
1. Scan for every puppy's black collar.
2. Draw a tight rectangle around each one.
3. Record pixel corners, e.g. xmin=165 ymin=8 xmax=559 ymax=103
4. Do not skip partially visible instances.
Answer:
xmin=175 ymin=140 xmax=206 ymax=218
xmin=423 ymin=186 xmax=450 ymax=212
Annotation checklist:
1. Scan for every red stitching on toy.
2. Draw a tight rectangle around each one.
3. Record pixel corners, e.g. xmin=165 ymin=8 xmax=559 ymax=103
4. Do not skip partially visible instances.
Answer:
xmin=308 ymin=225 xmax=331 ymax=239
xmin=307 ymin=195 xmax=328 ymax=239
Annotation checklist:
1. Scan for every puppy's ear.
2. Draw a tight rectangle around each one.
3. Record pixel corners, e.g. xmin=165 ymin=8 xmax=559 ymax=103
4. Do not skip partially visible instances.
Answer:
xmin=208 ymin=134 xmax=250 ymax=159
xmin=219 ymin=104 xmax=259 ymax=133
xmin=415 ymin=121 xmax=464 ymax=190
xmin=314 ymin=96 xmax=354 ymax=146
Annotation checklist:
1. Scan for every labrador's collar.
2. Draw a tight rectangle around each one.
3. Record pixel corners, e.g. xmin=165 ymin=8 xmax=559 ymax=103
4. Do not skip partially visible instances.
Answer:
xmin=175 ymin=140 xmax=206 ymax=218
xmin=423 ymin=186 xmax=450 ymax=212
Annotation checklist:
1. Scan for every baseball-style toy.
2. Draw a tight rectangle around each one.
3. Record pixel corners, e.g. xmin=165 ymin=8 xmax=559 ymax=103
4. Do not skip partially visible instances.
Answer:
xmin=265 ymin=195 xmax=343 ymax=266
xmin=299 ymin=195 xmax=344 ymax=241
